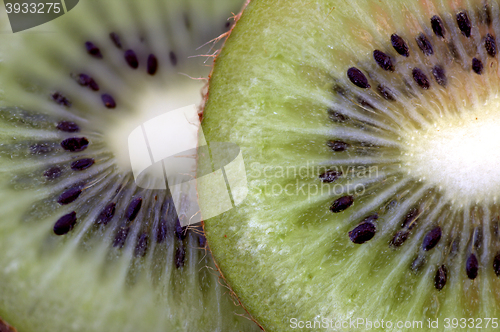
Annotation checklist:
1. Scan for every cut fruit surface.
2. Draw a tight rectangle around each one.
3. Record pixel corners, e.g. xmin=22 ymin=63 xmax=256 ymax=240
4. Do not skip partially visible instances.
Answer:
xmin=0 ymin=0 xmax=261 ymax=331
xmin=202 ymin=0 xmax=500 ymax=331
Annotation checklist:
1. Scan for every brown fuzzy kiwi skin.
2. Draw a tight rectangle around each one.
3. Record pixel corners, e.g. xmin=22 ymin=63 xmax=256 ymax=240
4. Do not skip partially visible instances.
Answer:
xmin=199 ymin=0 xmax=265 ymax=331
xmin=0 ymin=318 xmax=16 ymax=332
xmin=201 ymin=236 xmax=265 ymax=331
xmin=200 ymin=0 xmax=252 ymax=113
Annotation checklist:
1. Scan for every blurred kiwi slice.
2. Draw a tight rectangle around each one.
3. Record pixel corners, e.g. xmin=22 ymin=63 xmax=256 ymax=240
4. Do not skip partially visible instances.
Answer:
xmin=202 ymin=0 xmax=500 ymax=330
xmin=0 ymin=0 xmax=262 ymax=331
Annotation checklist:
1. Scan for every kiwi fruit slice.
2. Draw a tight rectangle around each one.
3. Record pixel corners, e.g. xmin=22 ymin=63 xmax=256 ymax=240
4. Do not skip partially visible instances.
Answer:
xmin=0 ymin=0 xmax=262 ymax=331
xmin=202 ymin=0 xmax=500 ymax=330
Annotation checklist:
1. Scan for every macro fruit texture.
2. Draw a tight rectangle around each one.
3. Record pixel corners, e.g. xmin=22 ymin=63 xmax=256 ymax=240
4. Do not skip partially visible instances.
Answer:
xmin=202 ymin=0 xmax=500 ymax=331
xmin=0 ymin=0 xmax=262 ymax=331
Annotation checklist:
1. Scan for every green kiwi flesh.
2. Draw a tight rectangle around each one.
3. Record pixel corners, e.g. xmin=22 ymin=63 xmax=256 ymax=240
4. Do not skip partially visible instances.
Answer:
xmin=0 ymin=0 xmax=262 ymax=331
xmin=202 ymin=0 xmax=500 ymax=330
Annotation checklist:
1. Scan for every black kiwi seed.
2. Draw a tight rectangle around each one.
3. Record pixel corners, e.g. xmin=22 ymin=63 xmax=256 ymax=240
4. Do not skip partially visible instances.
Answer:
xmin=456 ymin=11 xmax=472 ymax=38
xmin=85 ymin=41 xmax=103 ymax=58
xmin=70 ymin=158 xmax=95 ymax=171
xmin=77 ymin=74 xmax=100 ymax=91
xmin=466 ymin=253 xmax=479 ymax=279
xmin=330 ymin=195 xmax=354 ymax=213
xmin=422 ymin=226 xmax=442 ymax=251
xmin=124 ymin=49 xmax=139 ymax=69
xmin=485 ymin=34 xmax=497 ymax=57
xmin=109 ymin=32 xmax=122 ymax=48
xmin=58 ymin=185 xmax=83 ymax=205
xmin=53 ymin=211 xmax=77 ymax=236
xmin=126 ymin=197 xmax=143 ymax=221
xmin=435 ymin=265 xmax=447 ymax=290
xmin=391 ymin=34 xmax=410 ymax=57
xmin=51 ymin=92 xmax=72 ymax=107
xmin=347 ymin=67 xmax=370 ymax=89
xmin=327 ymin=140 xmax=349 ymax=152
xmin=432 ymin=65 xmax=447 ymax=87
xmin=373 ymin=50 xmax=394 ymax=71
xmin=61 ymin=137 xmax=89 ymax=152
xmin=147 ymin=54 xmax=158 ymax=75
xmin=96 ymin=202 xmax=116 ymax=225
xmin=493 ymin=253 xmax=500 ymax=276
xmin=57 ymin=121 xmax=80 ymax=133
xmin=472 ymin=58 xmax=483 ymax=74
xmin=319 ymin=170 xmax=342 ymax=183
xmin=377 ymin=84 xmax=395 ymax=101
xmin=44 ymin=166 xmax=62 ymax=180
xmin=416 ymin=33 xmax=433 ymax=56
xmin=412 ymin=68 xmax=430 ymax=89
xmin=431 ymin=15 xmax=446 ymax=38
xmin=349 ymin=221 xmax=376 ymax=244
xmin=101 ymin=94 xmax=117 ymax=109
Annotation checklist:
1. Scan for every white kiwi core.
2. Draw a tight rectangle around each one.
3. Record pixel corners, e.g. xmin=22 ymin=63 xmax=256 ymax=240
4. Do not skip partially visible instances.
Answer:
xmin=403 ymin=95 xmax=500 ymax=204
xmin=104 ymin=77 xmax=204 ymax=172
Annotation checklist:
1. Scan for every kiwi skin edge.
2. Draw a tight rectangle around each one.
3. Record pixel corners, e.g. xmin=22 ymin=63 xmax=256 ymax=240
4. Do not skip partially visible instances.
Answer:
xmin=0 ymin=319 xmax=16 ymax=332
xmin=199 ymin=0 xmax=266 ymax=330
xmin=202 ymin=238 xmax=265 ymax=331
xmin=202 ymin=0 xmax=252 ymax=108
